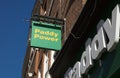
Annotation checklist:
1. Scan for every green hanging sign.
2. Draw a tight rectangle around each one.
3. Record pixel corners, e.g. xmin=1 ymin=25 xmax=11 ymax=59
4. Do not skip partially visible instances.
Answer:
xmin=31 ymin=21 xmax=62 ymax=50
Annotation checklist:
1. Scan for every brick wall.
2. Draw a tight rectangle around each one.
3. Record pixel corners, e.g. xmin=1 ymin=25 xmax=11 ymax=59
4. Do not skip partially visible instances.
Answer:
xmin=47 ymin=0 xmax=87 ymax=41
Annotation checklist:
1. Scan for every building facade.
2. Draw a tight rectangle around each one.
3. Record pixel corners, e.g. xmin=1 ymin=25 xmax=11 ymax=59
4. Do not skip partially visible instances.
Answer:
xmin=22 ymin=0 xmax=120 ymax=78
xmin=22 ymin=0 xmax=86 ymax=78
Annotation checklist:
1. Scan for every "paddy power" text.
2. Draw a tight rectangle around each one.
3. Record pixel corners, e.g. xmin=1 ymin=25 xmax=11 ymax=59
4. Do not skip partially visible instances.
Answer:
xmin=34 ymin=29 xmax=59 ymax=42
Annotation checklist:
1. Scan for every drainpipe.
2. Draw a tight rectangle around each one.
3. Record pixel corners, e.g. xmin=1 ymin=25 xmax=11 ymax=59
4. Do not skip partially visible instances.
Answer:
xmin=48 ymin=0 xmax=54 ymax=16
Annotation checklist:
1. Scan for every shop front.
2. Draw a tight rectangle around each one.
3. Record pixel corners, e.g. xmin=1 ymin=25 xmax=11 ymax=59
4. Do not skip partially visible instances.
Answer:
xmin=49 ymin=0 xmax=120 ymax=78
